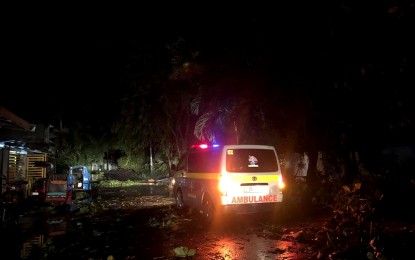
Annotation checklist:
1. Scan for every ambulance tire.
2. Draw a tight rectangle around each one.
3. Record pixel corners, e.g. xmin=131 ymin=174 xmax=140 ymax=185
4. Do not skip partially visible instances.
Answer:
xmin=175 ymin=189 xmax=187 ymax=211
xmin=202 ymin=195 xmax=214 ymax=223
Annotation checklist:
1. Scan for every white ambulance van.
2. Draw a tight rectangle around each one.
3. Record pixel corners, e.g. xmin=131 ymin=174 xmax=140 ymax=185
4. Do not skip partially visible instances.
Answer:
xmin=172 ymin=144 xmax=285 ymax=222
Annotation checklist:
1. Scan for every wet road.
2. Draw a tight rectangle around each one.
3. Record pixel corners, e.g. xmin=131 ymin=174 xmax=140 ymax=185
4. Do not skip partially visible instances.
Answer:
xmin=2 ymin=184 xmax=328 ymax=259
xmin=166 ymin=211 xmax=322 ymax=260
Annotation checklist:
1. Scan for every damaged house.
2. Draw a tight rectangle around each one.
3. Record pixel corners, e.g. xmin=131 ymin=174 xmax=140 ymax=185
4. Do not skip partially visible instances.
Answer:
xmin=0 ymin=106 xmax=54 ymax=197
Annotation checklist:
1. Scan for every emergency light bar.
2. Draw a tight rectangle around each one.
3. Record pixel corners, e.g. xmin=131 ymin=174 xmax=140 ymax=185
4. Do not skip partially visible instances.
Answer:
xmin=191 ymin=143 xmax=220 ymax=149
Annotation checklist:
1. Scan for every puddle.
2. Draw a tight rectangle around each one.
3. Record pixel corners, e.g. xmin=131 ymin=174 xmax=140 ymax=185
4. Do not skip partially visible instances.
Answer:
xmin=20 ymin=214 xmax=69 ymax=259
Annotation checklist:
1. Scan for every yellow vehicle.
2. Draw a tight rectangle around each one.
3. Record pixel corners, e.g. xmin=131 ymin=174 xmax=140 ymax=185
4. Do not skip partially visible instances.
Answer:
xmin=171 ymin=144 xmax=285 ymax=222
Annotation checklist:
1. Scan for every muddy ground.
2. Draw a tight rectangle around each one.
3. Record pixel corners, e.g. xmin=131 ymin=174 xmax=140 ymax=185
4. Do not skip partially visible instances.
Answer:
xmin=3 ymin=182 xmax=415 ymax=259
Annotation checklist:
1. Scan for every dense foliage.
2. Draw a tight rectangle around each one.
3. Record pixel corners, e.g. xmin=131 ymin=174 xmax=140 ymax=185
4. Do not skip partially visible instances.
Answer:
xmin=51 ymin=2 xmax=414 ymax=185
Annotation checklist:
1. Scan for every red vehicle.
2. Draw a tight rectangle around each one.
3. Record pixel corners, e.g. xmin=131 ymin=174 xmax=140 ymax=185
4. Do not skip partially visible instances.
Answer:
xmin=44 ymin=174 xmax=73 ymax=209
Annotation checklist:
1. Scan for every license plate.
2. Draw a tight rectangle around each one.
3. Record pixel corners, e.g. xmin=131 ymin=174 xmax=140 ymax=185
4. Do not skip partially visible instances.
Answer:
xmin=243 ymin=186 xmax=268 ymax=193
xmin=32 ymin=192 xmax=39 ymax=196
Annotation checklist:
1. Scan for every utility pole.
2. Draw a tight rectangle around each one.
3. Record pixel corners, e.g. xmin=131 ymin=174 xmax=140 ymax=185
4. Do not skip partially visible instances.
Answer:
xmin=149 ymin=145 xmax=153 ymax=174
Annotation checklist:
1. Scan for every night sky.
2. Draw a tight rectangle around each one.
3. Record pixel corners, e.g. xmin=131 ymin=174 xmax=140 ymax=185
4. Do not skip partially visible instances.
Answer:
xmin=2 ymin=3 xmax=414 ymax=128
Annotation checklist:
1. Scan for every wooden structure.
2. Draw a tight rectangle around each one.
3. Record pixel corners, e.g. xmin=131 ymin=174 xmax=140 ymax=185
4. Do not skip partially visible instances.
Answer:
xmin=1 ymin=106 xmax=52 ymax=196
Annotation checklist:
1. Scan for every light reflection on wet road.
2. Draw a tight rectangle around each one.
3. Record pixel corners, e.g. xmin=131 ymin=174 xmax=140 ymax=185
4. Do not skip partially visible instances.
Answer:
xmin=202 ymin=234 xmax=278 ymax=260
xmin=168 ymin=208 xmax=318 ymax=259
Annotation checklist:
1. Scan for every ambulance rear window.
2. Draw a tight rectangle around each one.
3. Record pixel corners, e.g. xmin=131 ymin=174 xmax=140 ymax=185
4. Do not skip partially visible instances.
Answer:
xmin=226 ymin=149 xmax=279 ymax=172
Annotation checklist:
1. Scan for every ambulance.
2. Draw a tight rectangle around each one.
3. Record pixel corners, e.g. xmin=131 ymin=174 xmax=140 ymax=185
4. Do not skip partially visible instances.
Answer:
xmin=171 ymin=144 xmax=285 ymax=222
